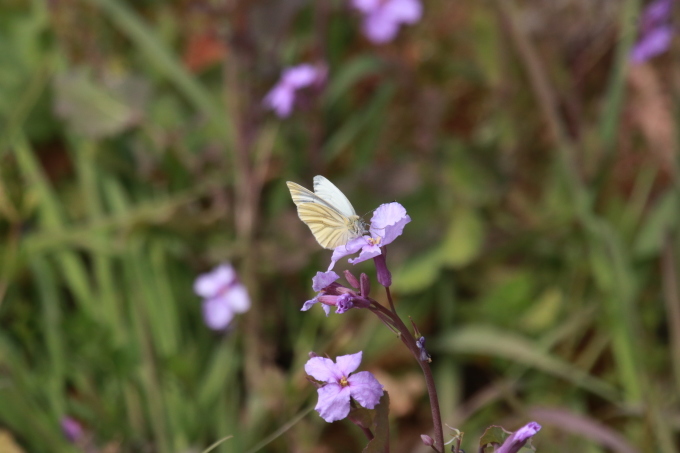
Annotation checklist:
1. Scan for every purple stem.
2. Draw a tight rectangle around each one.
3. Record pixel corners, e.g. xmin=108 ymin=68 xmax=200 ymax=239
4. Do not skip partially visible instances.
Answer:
xmin=369 ymin=300 xmax=444 ymax=452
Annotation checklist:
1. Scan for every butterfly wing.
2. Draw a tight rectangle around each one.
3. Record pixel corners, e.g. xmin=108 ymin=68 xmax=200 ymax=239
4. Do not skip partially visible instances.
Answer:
xmin=287 ymin=181 xmax=338 ymax=211
xmin=296 ymin=203 xmax=355 ymax=249
xmin=287 ymin=180 xmax=359 ymax=249
xmin=313 ymin=175 xmax=357 ymax=217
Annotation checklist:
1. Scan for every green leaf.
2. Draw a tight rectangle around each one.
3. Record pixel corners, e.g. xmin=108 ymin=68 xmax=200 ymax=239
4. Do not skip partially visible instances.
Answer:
xmin=390 ymin=248 xmax=442 ymax=294
xmin=437 ymin=325 xmax=619 ymax=402
xmin=53 ymin=68 xmax=149 ymax=138
xmin=519 ymin=288 xmax=563 ymax=333
xmin=362 ymin=392 xmax=390 ymax=453
xmin=479 ymin=424 xmax=536 ymax=452
xmin=323 ymin=56 xmax=382 ymax=107
xmin=479 ymin=425 xmax=511 ymax=452
xmin=439 ymin=207 xmax=485 ymax=268
xmin=633 ymin=190 xmax=678 ymax=258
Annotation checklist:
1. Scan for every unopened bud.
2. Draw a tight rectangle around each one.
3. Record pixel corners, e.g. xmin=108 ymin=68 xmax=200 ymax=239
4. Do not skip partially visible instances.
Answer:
xmin=496 ymin=422 xmax=541 ymax=453
xmin=373 ymin=253 xmax=392 ymax=287
xmin=344 ymin=270 xmax=360 ymax=289
xmin=360 ymin=273 xmax=371 ymax=296
xmin=420 ymin=434 xmax=434 ymax=446
xmin=308 ymin=351 xmax=319 ymax=359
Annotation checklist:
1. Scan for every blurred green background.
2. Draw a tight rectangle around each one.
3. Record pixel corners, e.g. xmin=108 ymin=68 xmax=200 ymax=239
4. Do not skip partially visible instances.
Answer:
xmin=1 ymin=0 xmax=679 ymax=452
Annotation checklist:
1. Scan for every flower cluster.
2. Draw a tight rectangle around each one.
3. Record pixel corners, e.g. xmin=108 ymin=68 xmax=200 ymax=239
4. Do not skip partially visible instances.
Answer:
xmin=302 ymin=270 xmax=372 ymax=316
xmin=194 ymin=263 xmax=251 ymax=330
xmin=305 ymin=351 xmax=384 ymax=422
xmin=263 ymin=2 xmax=423 ymax=116
xmin=631 ymin=0 xmax=674 ymax=63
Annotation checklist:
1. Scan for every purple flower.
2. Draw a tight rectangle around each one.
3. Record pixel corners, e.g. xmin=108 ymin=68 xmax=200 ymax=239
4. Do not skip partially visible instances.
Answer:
xmin=329 ymin=202 xmax=411 ymax=273
xmin=194 ymin=263 xmax=250 ymax=330
xmin=352 ymin=0 xmax=422 ymax=44
xmin=631 ymin=0 xmax=674 ymax=63
xmin=416 ymin=336 xmax=431 ymax=362
xmin=61 ymin=417 xmax=84 ymax=443
xmin=496 ymin=422 xmax=542 ymax=453
xmin=302 ymin=271 xmax=371 ymax=316
xmin=305 ymin=351 xmax=384 ymax=422
xmin=263 ymin=64 xmax=326 ymax=117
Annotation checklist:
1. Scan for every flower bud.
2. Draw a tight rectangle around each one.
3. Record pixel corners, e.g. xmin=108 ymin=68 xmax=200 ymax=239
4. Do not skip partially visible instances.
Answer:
xmin=420 ymin=434 xmax=434 ymax=446
xmin=416 ymin=336 xmax=432 ymax=362
xmin=308 ymin=351 xmax=319 ymax=359
xmin=373 ymin=253 xmax=392 ymax=287
xmin=360 ymin=273 xmax=371 ymax=296
xmin=344 ymin=270 xmax=360 ymax=289
xmin=496 ymin=422 xmax=541 ymax=453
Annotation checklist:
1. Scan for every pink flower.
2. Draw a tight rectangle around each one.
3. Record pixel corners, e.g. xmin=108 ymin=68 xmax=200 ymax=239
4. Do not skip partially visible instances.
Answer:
xmin=631 ymin=0 xmax=674 ymax=63
xmin=305 ymin=351 xmax=384 ymax=422
xmin=194 ymin=264 xmax=250 ymax=330
xmin=352 ymin=0 xmax=422 ymax=44
xmin=329 ymin=202 xmax=411 ymax=275
xmin=302 ymin=271 xmax=371 ymax=315
xmin=496 ymin=422 xmax=542 ymax=453
xmin=263 ymin=64 xmax=326 ymax=117
xmin=60 ymin=417 xmax=84 ymax=443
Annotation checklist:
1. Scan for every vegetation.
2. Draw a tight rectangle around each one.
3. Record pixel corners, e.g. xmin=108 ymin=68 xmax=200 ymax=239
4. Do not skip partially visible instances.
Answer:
xmin=0 ymin=0 xmax=678 ymax=452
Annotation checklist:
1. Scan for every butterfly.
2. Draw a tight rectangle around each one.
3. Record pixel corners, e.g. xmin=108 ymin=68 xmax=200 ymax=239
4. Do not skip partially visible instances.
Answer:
xmin=287 ymin=176 xmax=366 ymax=249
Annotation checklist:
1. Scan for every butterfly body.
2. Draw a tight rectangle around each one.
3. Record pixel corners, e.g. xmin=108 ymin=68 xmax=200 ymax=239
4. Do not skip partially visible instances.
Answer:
xmin=287 ymin=176 xmax=366 ymax=249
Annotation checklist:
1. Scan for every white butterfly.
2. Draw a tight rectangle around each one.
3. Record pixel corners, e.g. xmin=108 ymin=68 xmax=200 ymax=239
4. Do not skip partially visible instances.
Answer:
xmin=287 ymin=175 xmax=366 ymax=249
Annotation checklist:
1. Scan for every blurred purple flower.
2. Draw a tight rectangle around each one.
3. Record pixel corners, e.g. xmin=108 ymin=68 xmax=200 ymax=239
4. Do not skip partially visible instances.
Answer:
xmin=263 ymin=64 xmax=326 ymax=117
xmin=305 ymin=351 xmax=384 ymax=422
xmin=352 ymin=0 xmax=422 ymax=44
xmin=416 ymin=336 xmax=431 ymax=362
xmin=61 ymin=417 xmax=84 ymax=443
xmin=631 ymin=0 xmax=674 ymax=63
xmin=329 ymin=202 xmax=411 ymax=278
xmin=194 ymin=263 xmax=250 ymax=330
xmin=496 ymin=422 xmax=542 ymax=453
xmin=302 ymin=271 xmax=371 ymax=315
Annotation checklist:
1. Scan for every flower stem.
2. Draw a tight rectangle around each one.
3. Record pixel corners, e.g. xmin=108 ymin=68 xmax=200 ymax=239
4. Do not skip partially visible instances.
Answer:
xmin=369 ymin=301 xmax=444 ymax=451
xmin=354 ymin=422 xmax=374 ymax=441
xmin=416 ymin=357 xmax=444 ymax=452
xmin=385 ymin=286 xmax=397 ymax=314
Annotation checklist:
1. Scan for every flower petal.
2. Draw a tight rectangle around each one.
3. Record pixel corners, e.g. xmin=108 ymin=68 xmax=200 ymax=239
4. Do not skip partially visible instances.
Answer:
xmin=352 ymin=0 xmax=381 ymax=13
xmin=282 ymin=64 xmax=320 ymax=89
xmin=312 ymin=271 xmax=340 ymax=292
xmin=496 ymin=422 xmax=542 ymax=453
xmin=301 ymin=296 xmax=319 ymax=312
xmin=225 ymin=283 xmax=250 ymax=313
xmin=370 ymin=203 xmax=411 ymax=246
xmin=362 ymin=12 xmax=401 ymax=44
xmin=193 ymin=264 xmax=235 ymax=298
xmin=370 ymin=203 xmax=409 ymax=237
xmin=202 ymin=297 xmax=235 ymax=330
xmin=315 ymin=384 xmax=352 ymax=422
xmin=335 ymin=351 xmax=363 ymax=375
xmin=348 ymin=371 xmax=384 ymax=409
xmin=305 ymin=356 xmax=343 ymax=382
xmin=264 ymin=84 xmax=295 ymax=117
xmin=347 ymin=243 xmax=381 ymax=265
xmin=631 ymin=25 xmax=673 ymax=63
xmin=383 ymin=0 xmax=422 ymax=24
xmin=329 ymin=236 xmax=370 ymax=270
xmin=643 ymin=0 xmax=672 ymax=25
